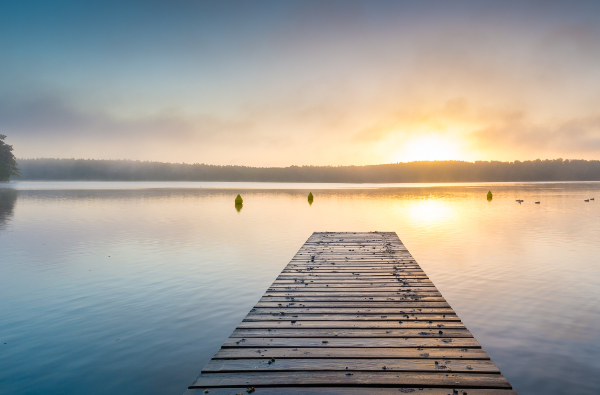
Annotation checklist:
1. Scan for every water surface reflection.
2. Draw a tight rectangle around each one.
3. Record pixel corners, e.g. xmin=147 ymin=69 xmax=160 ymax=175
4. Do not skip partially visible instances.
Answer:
xmin=0 ymin=188 xmax=17 ymax=229
xmin=0 ymin=182 xmax=599 ymax=395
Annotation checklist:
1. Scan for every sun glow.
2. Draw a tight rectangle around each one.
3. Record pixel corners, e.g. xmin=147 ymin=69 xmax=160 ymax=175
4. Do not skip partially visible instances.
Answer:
xmin=402 ymin=199 xmax=458 ymax=225
xmin=392 ymin=134 xmax=465 ymax=163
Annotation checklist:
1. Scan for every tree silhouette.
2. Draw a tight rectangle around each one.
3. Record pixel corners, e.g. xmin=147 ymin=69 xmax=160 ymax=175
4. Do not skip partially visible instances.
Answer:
xmin=0 ymin=135 xmax=20 ymax=182
xmin=12 ymin=157 xmax=600 ymax=182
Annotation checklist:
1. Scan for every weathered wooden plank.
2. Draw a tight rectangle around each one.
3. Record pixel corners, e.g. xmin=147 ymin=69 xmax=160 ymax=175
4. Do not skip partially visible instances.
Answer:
xmin=203 ymin=358 xmax=499 ymax=373
xmin=265 ymin=290 xmax=441 ymax=295
xmin=267 ymin=285 xmax=439 ymax=295
xmin=294 ymin=256 xmax=412 ymax=259
xmin=238 ymin=321 xmax=464 ymax=329
xmin=251 ymin=306 xmax=456 ymax=319
xmin=274 ymin=277 xmax=431 ymax=281
xmin=283 ymin=267 xmax=425 ymax=271
xmin=289 ymin=262 xmax=420 ymax=266
xmin=296 ymin=250 xmax=408 ymax=254
xmin=276 ymin=275 xmax=430 ymax=280
xmin=264 ymin=292 xmax=442 ymax=297
xmin=299 ymin=249 xmax=408 ymax=252
xmin=268 ymin=283 xmax=437 ymax=288
xmin=240 ymin=313 xmax=460 ymax=328
xmin=289 ymin=265 xmax=415 ymax=268
xmin=213 ymin=347 xmax=488 ymax=361
xmin=272 ymin=280 xmax=434 ymax=284
xmin=282 ymin=271 xmax=425 ymax=274
xmin=297 ymin=251 xmax=408 ymax=254
xmin=298 ymin=249 xmax=408 ymax=252
xmin=254 ymin=302 xmax=450 ymax=308
xmin=293 ymin=258 xmax=413 ymax=261
xmin=295 ymin=248 xmax=408 ymax=251
xmin=300 ymin=244 xmax=406 ymax=247
xmin=287 ymin=263 xmax=418 ymax=266
xmin=297 ymin=249 xmax=407 ymax=252
xmin=284 ymin=267 xmax=422 ymax=269
xmin=287 ymin=263 xmax=419 ymax=266
xmin=295 ymin=255 xmax=413 ymax=258
xmin=185 ymin=388 xmax=518 ymax=395
xmin=222 ymin=337 xmax=480 ymax=348
xmin=294 ymin=254 xmax=414 ymax=259
xmin=296 ymin=249 xmax=409 ymax=252
xmin=230 ymin=328 xmax=472 ymax=338
xmin=262 ymin=297 xmax=445 ymax=303
xmin=299 ymin=244 xmax=407 ymax=247
xmin=292 ymin=254 xmax=414 ymax=257
xmin=285 ymin=268 xmax=423 ymax=272
xmin=185 ymin=232 xmax=515 ymax=394
xmin=213 ymin=347 xmax=489 ymax=360
xmin=271 ymin=292 xmax=439 ymax=297
xmin=293 ymin=254 xmax=414 ymax=257
xmin=260 ymin=296 xmax=446 ymax=303
xmin=280 ymin=270 xmax=424 ymax=274
xmin=291 ymin=257 xmax=414 ymax=261
xmin=191 ymin=371 xmax=511 ymax=388
xmin=297 ymin=248 xmax=410 ymax=251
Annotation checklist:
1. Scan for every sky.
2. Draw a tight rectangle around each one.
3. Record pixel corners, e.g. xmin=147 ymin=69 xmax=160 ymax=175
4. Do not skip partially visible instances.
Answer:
xmin=2 ymin=0 xmax=600 ymax=166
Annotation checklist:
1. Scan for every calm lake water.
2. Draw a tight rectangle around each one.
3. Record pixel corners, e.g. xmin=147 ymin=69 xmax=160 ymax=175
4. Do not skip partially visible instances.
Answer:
xmin=1 ymin=181 xmax=599 ymax=395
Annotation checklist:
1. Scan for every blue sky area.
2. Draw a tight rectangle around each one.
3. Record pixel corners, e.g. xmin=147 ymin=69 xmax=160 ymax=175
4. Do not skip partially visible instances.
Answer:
xmin=2 ymin=1 xmax=600 ymax=165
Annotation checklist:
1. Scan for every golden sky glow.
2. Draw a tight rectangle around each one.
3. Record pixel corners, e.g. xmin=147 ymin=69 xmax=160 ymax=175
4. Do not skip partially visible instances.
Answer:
xmin=3 ymin=1 xmax=600 ymax=166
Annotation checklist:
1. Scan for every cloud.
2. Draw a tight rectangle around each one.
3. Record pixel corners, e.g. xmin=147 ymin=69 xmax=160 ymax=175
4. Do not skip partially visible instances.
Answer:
xmin=353 ymin=98 xmax=471 ymax=143
xmin=470 ymin=113 xmax=600 ymax=156
xmin=0 ymin=95 xmax=259 ymax=161
xmin=0 ymin=95 xmax=252 ymax=140
xmin=4 ymin=1 xmax=600 ymax=165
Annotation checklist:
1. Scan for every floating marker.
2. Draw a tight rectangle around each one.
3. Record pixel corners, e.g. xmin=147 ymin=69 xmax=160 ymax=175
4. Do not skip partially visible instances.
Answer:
xmin=487 ymin=191 xmax=493 ymax=199
xmin=235 ymin=194 xmax=243 ymax=204
xmin=308 ymin=192 xmax=314 ymax=200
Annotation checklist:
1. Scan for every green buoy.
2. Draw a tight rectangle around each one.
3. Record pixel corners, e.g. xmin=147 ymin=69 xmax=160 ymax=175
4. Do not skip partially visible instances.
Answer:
xmin=308 ymin=192 xmax=314 ymax=205
xmin=235 ymin=194 xmax=243 ymax=204
xmin=487 ymin=191 xmax=493 ymax=199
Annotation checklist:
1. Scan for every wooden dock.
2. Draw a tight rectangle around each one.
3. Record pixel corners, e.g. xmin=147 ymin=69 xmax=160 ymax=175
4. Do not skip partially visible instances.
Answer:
xmin=185 ymin=232 xmax=516 ymax=395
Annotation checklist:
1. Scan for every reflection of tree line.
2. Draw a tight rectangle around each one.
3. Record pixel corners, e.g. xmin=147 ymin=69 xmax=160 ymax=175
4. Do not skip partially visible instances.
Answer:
xmin=14 ymin=158 xmax=600 ymax=182
xmin=0 ymin=189 xmax=17 ymax=228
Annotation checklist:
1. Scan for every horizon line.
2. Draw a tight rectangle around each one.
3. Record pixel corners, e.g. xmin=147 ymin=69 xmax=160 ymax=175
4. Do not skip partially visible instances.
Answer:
xmin=15 ymin=157 xmax=599 ymax=168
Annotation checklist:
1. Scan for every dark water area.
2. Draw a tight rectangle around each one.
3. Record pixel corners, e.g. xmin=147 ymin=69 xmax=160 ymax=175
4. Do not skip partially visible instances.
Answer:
xmin=1 ymin=181 xmax=599 ymax=394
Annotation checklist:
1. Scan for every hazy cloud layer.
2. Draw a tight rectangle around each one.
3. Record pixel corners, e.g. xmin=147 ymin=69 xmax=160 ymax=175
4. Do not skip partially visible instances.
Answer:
xmin=2 ymin=0 xmax=600 ymax=165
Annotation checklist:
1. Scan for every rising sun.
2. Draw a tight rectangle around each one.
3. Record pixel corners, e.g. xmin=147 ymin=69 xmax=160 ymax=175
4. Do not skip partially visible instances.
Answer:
xmin=392 ymin=134 xmax=465 ymax=162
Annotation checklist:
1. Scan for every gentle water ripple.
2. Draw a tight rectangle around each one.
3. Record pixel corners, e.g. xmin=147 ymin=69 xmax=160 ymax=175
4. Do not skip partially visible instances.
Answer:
xmin=1 ymin=182 xmax=599 ymax=394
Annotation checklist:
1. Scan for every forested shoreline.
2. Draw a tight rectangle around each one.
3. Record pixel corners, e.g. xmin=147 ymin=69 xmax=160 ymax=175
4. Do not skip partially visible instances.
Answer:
xmin=13 ymin=158 xmax=600 ymax=183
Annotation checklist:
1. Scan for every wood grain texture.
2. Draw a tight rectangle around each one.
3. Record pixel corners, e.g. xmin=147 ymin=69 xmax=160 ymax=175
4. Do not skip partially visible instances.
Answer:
xmin=221 ymin=337 xmax=480 ymax=348
xmin=229 ymin=328 xmax=473 ymax=338
xmin=254 ymin=302 xmax=450 ymax=308
xmin=191 ymin=371 xmax=511 ymax=388
xmin=185 ymin=388 xmax=517 ymax=395
xmin=184 ymin=232 xmax=515 ymax=394
xmin=238 ymin=320 xmax=464 ymax=328
xmin=202 ymin=358 xmax=500 ymax=373
xmin=213 ymin=347 xmax=491 ymax=360
xmin=248 ymin=308 xmax=456 ymax=316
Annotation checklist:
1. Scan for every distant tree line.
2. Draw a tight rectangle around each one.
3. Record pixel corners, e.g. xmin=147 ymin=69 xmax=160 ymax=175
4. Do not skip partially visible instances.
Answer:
xmin=14 ymin=158 xmax=600 ymax=182
xmin=0 ymin=135 xmax=20 ymax=182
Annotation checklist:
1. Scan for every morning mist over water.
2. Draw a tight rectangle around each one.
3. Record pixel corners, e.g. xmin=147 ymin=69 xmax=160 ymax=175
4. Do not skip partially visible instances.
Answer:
xmin=1 ymin=182 xmax=600 ymax=394
xmin=3 ymin=0 xmax=600 ymax=394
